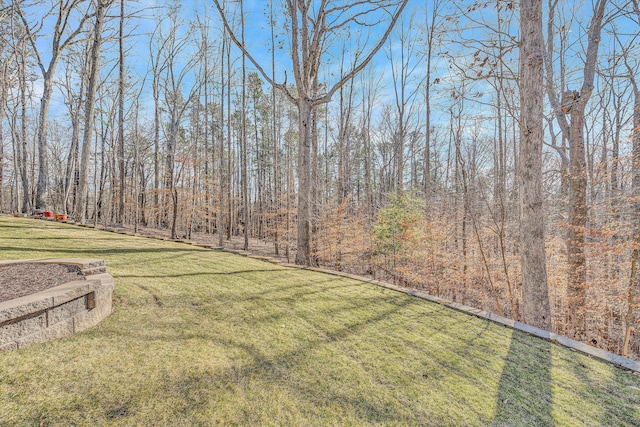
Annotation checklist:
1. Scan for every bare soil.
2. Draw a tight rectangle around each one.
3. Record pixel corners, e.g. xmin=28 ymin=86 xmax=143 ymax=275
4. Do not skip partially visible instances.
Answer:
xmin=0 ymin=263 xmax=85 ymax=303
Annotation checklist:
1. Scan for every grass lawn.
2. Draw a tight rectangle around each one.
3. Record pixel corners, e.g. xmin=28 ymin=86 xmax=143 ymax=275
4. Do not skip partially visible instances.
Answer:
xmin=0 ymin=216 xmax=639 ymax=426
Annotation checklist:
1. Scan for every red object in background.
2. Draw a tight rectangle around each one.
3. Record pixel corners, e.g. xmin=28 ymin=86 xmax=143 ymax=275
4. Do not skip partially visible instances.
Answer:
xmin=43 ymin=211 xmax=54 ymax=218
xmin=56 ymin=214 xmax=68 ymax=221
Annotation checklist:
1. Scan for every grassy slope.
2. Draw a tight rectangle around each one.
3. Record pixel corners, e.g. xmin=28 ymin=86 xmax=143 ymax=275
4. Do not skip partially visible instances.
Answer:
xmin=0 ymin=217 xmax=638 ymax=427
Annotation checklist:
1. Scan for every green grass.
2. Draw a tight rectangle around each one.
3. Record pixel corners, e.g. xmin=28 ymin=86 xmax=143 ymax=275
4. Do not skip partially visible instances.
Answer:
xmin=0 ymin=217 xmax=638 ymax=426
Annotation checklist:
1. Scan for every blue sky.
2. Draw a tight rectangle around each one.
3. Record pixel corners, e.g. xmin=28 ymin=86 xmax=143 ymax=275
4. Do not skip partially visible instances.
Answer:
xmin=16 ymin=0 xmax=640 ymax=152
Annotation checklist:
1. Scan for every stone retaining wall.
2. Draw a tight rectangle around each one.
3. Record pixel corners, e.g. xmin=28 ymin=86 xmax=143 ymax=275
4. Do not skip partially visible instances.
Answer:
xmin=0 ymin=258 xmax=114 ymax=351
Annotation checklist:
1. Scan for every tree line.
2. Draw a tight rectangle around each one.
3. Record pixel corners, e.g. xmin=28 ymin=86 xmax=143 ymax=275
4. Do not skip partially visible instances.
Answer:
xmin=0 ymin=0 xmax=639 ymax=360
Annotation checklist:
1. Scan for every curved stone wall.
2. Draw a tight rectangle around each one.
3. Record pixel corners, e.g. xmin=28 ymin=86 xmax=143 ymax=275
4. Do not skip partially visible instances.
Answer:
xmin=0 ymin=258 xmax=114 ymax=351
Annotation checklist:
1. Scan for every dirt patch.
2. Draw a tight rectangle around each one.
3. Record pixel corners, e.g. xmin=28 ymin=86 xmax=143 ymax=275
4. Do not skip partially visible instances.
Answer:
xmin=0 ymin=263 xmax=85 ymax=303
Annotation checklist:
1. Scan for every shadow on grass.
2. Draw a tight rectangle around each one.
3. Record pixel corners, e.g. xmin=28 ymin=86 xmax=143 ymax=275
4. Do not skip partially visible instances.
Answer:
xmin=493 ymin=332 xmax=553 ymax=427
xmin=100 ymin=286 xmax=427 ymax=423
xmin=569 ymin=350 xmax=640 ymax=425
xmin=121 ymin=278 xmax=369 ymax=317
xmin=0 ymin=246 xmax=203 ymax=255
xmin=0 ymin=223 xmax=56 ymax=229
xmin=493 ymin=330 xmax=640 ymax=426
xmin=177 ymin=295 xmax=422 ymax=423
xmin=117 ymin=269 xmax=285 ymax=279
xmin=0 ymin=236 xmax=125 ymax=241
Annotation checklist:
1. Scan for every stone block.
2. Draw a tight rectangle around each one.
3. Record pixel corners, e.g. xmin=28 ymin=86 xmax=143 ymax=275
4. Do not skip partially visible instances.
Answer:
xmin=48 ymin=296 xmax=87 ymax=326
xmin=72 ymin=279 xmax=112 ymax=332
xmin=93 ymin=274 xmax=114 ymax=293
xmin=73 ymin=301 xmax=108 ymax=331
xmin=0 ymin=297 xmax=54 ymax=323
xmin=485 ymin=312 xmax=516 ymax=328
xmin=51 ymin=281 xmax=95 ymax=306
xmin=1 ymin=312 xmax=46 ymax=344
xmin=82 ymin=266 xmax=107 ymax=275
xmin=16 ymin=317 xmax=74 ymax=349
xmin=514 ymin=322 xmax=551 ymax=340
xmin=94 ymin=290 xmax=113 ymax=314
xmin=80 ymin=259 xmax=105 ymax=269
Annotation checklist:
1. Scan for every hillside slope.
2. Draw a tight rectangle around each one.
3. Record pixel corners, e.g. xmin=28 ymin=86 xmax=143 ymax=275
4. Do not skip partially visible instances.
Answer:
xmin=0 ymin=217 xmax=638 ymax=426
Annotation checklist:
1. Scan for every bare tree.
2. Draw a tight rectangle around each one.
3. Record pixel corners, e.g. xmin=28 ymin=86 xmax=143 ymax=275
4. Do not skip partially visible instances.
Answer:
xmin=59 ymin=49 xmax=86 ymax=215
xmin=336 ymin=48 xmax=357 ymax=204
xmin=212 ymin=0 xmax=409 ymax=265
xmin=0 ymin=12 xmax=15 ymax=211
xmin=359 ymin=67 xmax=383 ymax=216
xmin=239 ymin=0 xmax=249 ymax=250
xmin=157 ymin=9 xmax=202 ymax=239
xmin=622 ymin=0 xmax=640 ymax=357
xmin=269 ymin=0 xmax=280 ymax=255
xmin=16 ymin=0 xmax=96 ymax=209
xmin=422 ymin=0 xmax=443 ymax=212
xmin=218 ymin=25 xmax=227 ymax=248
xmin=117 ymin=0 xmax=126 ymax=224
xmin=17 ymin=36 xmax=30 ymax=214
xmin=75 ymin=0 xmax=111 ymax=223
xmin=387 ymin=13 xmax=422 ymax=194
xmin=3 ymin=10 xmax=30 ymax=214
xmin=561 ymin=0 xmax=607 ymax=340
xmin=519 ymin=0 xmax=552 ymax=330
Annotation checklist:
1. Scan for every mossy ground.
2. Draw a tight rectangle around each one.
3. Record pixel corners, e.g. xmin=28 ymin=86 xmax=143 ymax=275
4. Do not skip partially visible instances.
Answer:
xmin=0 ymin=217 xmax=638 ymax=426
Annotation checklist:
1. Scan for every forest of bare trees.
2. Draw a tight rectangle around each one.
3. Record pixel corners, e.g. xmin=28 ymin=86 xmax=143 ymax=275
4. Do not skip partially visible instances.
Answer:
xmin=0 ymin=0 xmax=639 ymax=360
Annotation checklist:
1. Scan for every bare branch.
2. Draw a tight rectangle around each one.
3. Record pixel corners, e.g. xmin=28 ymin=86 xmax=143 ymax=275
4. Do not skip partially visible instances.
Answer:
xmin=211 ymin=0 xmax=297 ymax=103
xmin=314 ymin=0 xmax=409 ymax=106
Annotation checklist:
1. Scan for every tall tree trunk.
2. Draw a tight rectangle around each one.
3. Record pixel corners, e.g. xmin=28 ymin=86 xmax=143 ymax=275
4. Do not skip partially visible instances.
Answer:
xmin=362 ymin=72 xmax=374 ymax=215
xmin=310 ymin=87 xmax=319 ymax=264
xmin=76 ymin=0 xmax=107 ymax=223
xmin=565 ymin=0 xmax=606 ymax=340
xmin=153 ymin=73 xmax=160 ymax=228
xmin=270 ymin=0 xmax=279 ymax=255
xmin=286 ymin=106 xmax=293 ymax=262
xmin=423 ymin=1 xmax=439 ymax=213
xmin=133 ymin=90 xmax=141 ymax=232
xmin=167 ymin=116 xmax=177 ymax=238
xmin=203 ymin=41 xmax=211 ymax=234
xmin=63 ymin=73 xmax=84 ymax=216
xmin=19 ymin=55 xmax=30 ymax=214
xmin=0 ymin=78 xmax=5 ymax=210
xmin=296 ymin=99 xmax=312 ymax=265
xmin=226 ymin=34 xmax=232 ymax=241
xmin=567 ymin=106 xmax=589 ymax=337
xmin=622 ymin=52 xmax=640 ymax=357
xmin=117 ymin=0 xmax=126 ymax=224
xmin=253 ymin=93 xmax=263 ymax=239
xmin=240 ymin=0 xmax=249 ymax=250
xmin=519 ymin=0 xmax=552 ymax=330
xmin=10 ymin=115 xmax=21 ymax=214
xmin=218 ymin=30 xmax=226 ymax=248
xmin=34 ymin=76 xmax=53 ymax=209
